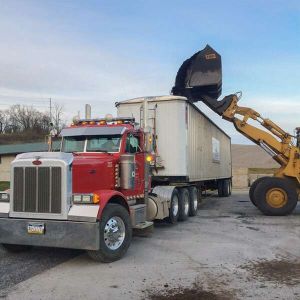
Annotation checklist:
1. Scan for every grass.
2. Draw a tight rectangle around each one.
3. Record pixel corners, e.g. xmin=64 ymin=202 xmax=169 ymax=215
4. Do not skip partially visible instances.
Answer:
xmin=0 ymin=181 xmax=10 ymax=191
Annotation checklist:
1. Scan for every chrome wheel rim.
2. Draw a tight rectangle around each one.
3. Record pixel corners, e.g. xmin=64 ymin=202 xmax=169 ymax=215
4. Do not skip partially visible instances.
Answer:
xmin=104 ymin=216 xmax=125 ymax=250
xmin=184 ymin=197 xmax=189 ymax=215
xmin=172 ymin=195 xmax=179 ymax=216
xmin=192 ymin=189 xmax=198 ymax=210
xmin=193 ymin=198 xmax=198 ymax=210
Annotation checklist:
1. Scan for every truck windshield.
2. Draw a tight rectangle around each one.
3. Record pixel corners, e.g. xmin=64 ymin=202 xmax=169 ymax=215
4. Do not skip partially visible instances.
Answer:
xmin=86 ymin=135 xmax=121 ymax=152
xmin=61 ymin=135 xmax=122 ymax=153
xmin=62 ymin=136 xmax=85 ymax=153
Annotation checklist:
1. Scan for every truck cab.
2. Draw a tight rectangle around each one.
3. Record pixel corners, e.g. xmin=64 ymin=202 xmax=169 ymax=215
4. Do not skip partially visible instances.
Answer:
xmin=0 ymin=117 xmax=153 ymax=262
xmin=61 ymin=118 xmax=147 ymax=202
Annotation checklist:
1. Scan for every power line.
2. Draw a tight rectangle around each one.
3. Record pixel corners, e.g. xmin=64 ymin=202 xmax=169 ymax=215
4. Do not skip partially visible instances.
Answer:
xmin=0 ymin=94 xmax=49 ymax=101
xmin=0 ymin=103 xmax=48 ymax=108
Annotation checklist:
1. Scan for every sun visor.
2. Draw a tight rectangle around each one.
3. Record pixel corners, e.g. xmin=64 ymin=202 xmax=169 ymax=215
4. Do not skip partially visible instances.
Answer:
xmin=60 ymin=127 xmax=126 ymax=137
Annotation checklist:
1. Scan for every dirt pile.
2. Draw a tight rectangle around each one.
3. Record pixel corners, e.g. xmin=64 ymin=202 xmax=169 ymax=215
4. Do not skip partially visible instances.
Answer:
xmin=241 ymin=259 xmax=300 ymax=286
xmin=147 ymin=284 xmax=233 ymax=300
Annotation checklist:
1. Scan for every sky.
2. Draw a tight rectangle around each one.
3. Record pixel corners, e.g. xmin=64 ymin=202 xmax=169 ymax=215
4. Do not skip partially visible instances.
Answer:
xmin=0 ymin=0 xmax=299 ymax=143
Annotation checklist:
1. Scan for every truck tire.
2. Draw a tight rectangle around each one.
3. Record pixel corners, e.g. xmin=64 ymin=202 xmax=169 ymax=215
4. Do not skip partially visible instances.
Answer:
xmin=249 ymin=177 xmax=270 ymax=207
xmin=87 ymin=203 xmax=132 ymax=263
xmin=218 ymin=179 xmax=231 ymax=197
xmin=188 ymin=186 xmax=198 ymax=216
xmin=178 ymin=188 xmax=190 ymax=221
xmin=222 ymin=179 xmax=232 ymax=197
xmin=253 ymin=177 xmax=298 ymax=216
xmin=1 ymin=244 xmax=32 ymax=253
xmin=217 ymin=180 xmax=224 ymax=197
xmin=167 ymin=189 xmax=180 ymax=224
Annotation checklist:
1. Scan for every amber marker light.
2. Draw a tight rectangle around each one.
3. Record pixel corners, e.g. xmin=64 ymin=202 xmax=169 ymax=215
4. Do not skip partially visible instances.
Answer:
xmin=93 ymin=194 xmax=100 ymax=204
xmin=116 ymin=120 xmax=123 ymax=124
xmin=146 ymin=155 xmax=153 ymax=162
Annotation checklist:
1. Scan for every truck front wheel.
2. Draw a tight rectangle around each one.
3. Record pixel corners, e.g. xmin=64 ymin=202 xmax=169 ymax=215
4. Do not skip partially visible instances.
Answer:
xmin=87 ymin=204 xmax=132 ymax=263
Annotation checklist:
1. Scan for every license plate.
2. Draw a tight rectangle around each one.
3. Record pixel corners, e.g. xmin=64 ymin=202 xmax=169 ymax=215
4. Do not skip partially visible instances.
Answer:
xmin=27 ymin=223 xmax=45 ymax=235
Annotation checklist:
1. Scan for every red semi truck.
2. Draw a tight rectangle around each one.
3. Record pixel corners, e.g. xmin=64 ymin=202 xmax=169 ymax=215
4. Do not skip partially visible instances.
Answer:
xmin=0 ymin=47 xmax=232 ymax=262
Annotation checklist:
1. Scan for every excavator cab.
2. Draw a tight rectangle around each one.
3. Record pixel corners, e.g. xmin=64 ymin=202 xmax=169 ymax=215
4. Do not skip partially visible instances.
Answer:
xmin=172 ymin=45 xmax=233 ymax=115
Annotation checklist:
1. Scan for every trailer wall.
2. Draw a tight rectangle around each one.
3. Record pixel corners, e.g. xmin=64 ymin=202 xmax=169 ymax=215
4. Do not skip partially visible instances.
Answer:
xmin=116 ymin=96 xmax=231 ymax=182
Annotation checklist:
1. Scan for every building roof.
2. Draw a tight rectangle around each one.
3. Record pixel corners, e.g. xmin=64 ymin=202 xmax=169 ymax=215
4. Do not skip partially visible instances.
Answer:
xmin=0 ymin=141 xmax=60 ymax=155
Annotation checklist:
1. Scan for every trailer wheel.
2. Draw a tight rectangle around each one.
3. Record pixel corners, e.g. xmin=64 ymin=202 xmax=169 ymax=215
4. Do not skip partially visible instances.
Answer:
xmin=249 ymin=177 xmax=270 ymax=206
xmin=222 ymin=179 xmax=232 ymax=197
xmin=217 ymin=180 xmax=224 ymax=197
xmin=254 ymin=177 xmax=298 ymax=216
xmin=1 ymin=244 xmax=32 ymax=253
xmin=218 ymin=179 xmax=231 ymax=197
xmin=188 ymin=186 xmax=198 ymax=216
xmin=178 ymin=188 xmax=190 ymax=221
xmin=87 ymin=203 xmax=132 ymax=262
xmin=167 ymin=189 xmax=179 ymax=224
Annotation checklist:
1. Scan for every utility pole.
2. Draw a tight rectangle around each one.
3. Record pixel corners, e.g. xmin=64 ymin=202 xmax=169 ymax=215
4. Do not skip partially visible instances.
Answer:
xmin=49 ymin=98 xmax=52 ymax=123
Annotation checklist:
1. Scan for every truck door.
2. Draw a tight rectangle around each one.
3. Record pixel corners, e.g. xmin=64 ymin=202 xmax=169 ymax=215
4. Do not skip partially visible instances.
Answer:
xmin=125 ymin=134 xmax=145 ymax=195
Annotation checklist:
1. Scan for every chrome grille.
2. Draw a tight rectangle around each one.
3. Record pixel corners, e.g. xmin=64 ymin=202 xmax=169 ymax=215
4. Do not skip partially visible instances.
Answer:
xmin=13 ymin=166 xmax=62 ymax=214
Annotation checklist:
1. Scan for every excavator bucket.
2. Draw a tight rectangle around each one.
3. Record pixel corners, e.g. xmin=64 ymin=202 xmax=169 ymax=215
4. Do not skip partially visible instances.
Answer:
xmin=172 ymin=45 xmax=233 ymax=115
xmin=172 ymin=45 xmax=222 ymax=101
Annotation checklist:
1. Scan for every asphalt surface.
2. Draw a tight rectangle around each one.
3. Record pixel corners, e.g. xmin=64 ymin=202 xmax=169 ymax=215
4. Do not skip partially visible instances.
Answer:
xmin=0 ymin=246 xmax=80 ymax=295
xmin=1 ymin=191 xmax=300 ymax=299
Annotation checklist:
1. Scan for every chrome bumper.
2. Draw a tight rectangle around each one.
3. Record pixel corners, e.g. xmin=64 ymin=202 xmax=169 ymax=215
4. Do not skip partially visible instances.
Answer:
xmin=0 ymin=218 xmax=99 ymax=250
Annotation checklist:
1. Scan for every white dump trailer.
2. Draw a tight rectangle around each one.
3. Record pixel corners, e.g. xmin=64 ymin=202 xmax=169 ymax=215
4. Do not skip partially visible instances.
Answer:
xmin=116 ymin=95 xmax=232 ymax=196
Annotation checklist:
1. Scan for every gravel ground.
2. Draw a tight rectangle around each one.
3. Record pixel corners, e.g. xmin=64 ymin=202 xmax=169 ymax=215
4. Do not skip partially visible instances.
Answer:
xmin=0 ymin=246 xmax=80 ymax=295
xmin=1 ymin=190 xmax=300 ymax=300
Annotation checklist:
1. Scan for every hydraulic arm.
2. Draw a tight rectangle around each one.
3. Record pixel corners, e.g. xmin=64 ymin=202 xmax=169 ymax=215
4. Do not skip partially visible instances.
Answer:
xmin=210 ymin=93 xmax=300 ymax=183
xmin=172 ymin=45 xmax=300 ymax=215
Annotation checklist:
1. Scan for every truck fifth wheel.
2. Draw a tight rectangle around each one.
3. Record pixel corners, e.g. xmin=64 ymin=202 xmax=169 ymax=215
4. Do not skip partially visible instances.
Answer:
xmin=0 ymin=101 xmax=231 ymax=262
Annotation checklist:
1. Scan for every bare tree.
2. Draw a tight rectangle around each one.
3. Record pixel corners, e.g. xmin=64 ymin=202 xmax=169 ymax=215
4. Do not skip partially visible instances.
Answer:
xmin=5 ymin=105 xmax=51 ymax=133
xmin=0 ymin=102 xmax=65 ymax=142
xmin=0 ymin=110 xmax=10 ymax=133
xmin=51 ymin=103 xmax=65 ymax=132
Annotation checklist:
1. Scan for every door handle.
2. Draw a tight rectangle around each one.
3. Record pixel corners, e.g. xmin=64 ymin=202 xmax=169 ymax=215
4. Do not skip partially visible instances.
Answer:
xmin=88 ymin=169 xmax=96 ymax=174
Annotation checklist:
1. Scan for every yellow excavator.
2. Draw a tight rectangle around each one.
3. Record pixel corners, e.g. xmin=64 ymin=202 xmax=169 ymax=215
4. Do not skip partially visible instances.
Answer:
xmin=172 ymin=45 xmax=300 ymax=216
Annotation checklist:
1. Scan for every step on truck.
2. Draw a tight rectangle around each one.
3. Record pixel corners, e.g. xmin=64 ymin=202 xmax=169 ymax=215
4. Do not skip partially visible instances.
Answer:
xmin=0 ymin=47 xmax=232 ymax=262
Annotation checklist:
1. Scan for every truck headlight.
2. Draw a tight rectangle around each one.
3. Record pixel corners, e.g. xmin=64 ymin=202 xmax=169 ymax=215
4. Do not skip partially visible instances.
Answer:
xmin=82 ymin=195 xmax=92 ymax=203
xmin=73 ymin=195 xmax=83 ymax=203
xmin=72 ymin=194 xmax=100 ymax=204
xmin=0 ymin=192 xmax=9 ymax=202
